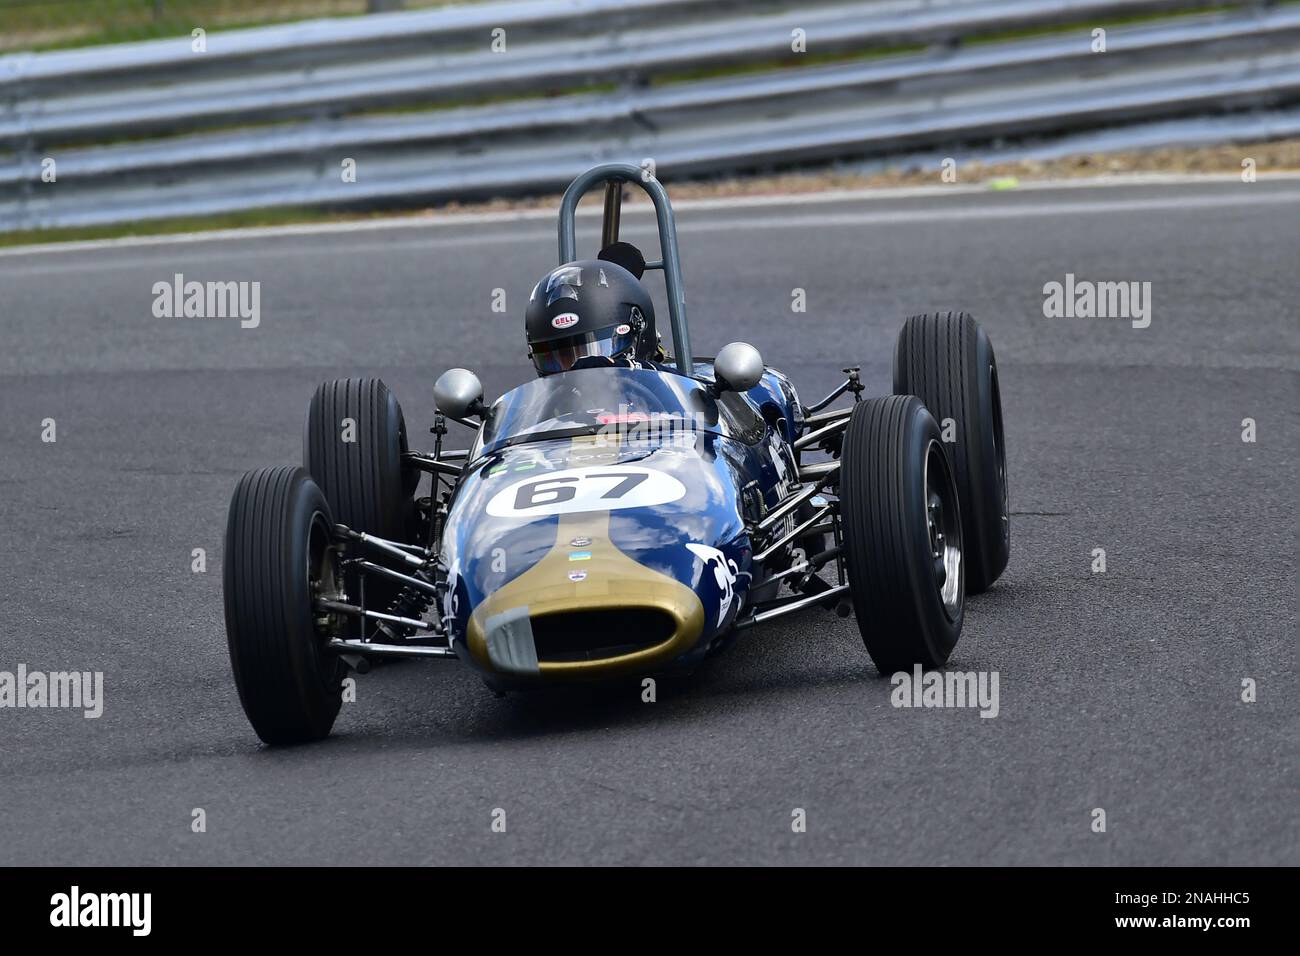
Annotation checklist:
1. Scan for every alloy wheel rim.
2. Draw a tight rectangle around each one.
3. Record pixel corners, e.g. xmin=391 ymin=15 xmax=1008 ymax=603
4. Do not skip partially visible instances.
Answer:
xmin=923 ymin=439 xmax=963 ymax=619
xmin=307 ymin=511 xmax=345 ymax=682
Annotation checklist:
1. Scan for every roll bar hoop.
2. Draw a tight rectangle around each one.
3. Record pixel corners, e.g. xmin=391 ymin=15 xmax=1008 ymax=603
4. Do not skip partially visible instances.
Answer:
xmin=557 ymin=163 xmax=692 ymax=374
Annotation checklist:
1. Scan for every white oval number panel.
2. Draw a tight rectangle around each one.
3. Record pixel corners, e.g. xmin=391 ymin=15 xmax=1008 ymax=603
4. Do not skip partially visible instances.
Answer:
xmin=486 ymin=465 xmax=686 ymax=518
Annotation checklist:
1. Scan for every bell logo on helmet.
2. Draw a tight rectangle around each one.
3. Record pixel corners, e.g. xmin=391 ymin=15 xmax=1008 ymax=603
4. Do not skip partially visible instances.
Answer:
xmin=551 ymin=312 xmax=579 ymax=330
xmin=615 ymin=324 xmax=631 ymax=335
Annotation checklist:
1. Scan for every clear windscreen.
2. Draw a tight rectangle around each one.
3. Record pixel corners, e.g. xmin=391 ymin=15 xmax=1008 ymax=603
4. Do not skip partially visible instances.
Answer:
xmin=474 ymin=367 xmax=723 ymax=457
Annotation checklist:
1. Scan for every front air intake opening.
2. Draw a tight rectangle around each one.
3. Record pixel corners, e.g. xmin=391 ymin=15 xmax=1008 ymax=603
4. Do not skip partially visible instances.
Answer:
xmin=530 ymin=608 xmax=676 ymax=662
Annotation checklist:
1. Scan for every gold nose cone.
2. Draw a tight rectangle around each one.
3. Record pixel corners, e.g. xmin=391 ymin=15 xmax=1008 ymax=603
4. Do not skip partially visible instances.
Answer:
xmin=467 ymin=510 xmax=704 ymax=679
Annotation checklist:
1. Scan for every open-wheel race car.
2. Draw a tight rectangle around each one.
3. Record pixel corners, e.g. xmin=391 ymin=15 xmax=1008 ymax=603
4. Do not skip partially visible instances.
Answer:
xmin=223 ymin=162 xmax=1010 ymax=744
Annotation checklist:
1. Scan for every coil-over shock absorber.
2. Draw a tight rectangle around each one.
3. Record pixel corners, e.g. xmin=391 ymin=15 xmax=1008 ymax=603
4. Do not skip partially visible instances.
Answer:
xmin=377 ymin=567 xmax=438 ymax=639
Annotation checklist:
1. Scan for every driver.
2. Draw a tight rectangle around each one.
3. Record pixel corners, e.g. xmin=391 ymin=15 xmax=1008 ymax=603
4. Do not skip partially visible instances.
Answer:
xmin=525 ymin=260 xmax=665 ymax=375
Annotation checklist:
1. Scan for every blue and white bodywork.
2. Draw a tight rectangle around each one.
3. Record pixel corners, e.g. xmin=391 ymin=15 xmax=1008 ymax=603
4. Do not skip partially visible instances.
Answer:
xmin=438 ymin=364 xmax=802 ymax=687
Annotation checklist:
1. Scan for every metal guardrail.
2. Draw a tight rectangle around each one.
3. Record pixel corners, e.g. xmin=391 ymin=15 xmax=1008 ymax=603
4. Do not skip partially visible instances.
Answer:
xmin=1 ymin=0 xmax=1296 ymax=232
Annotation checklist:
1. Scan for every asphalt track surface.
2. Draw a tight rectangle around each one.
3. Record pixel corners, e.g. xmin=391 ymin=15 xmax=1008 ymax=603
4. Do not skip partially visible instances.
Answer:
xmin=0 ymin=179 xmax=1295 ymax=866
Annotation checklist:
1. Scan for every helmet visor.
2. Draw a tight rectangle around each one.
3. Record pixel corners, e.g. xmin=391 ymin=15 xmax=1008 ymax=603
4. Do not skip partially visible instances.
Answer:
xmin=531 ymin=326 xmax=638 ymax=374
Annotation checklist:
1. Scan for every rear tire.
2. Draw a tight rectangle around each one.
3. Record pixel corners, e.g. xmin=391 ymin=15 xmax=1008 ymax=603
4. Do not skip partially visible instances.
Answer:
xmin=304 ymin=377 xmax=415 ymax=543
xmin=839 ymin=396 xmax=964 ymax=673
xmin=893 ymin=311 xmax=1009 ymax=593
xmin=224 ymin=466 xmax=344 ymax=745
xmin=305 ymin=378 xmax=417 ymax=617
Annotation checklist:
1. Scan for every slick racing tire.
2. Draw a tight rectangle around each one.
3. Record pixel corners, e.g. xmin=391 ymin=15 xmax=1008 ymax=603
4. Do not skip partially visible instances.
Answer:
xmin=224 ymin=466 xmax=345 ymax=745
xmin=304 ymin=377 xmax=416 ymax=542
xmin=893 ymin=312 xmax=1009 ymax=593
xmin=839 ymin=396 xmax=964 ymax=674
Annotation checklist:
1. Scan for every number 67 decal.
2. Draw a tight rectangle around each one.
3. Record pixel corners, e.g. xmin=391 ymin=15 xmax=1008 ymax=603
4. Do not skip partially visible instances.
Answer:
xmin=486 ymin=465 xmax=686 ymax=518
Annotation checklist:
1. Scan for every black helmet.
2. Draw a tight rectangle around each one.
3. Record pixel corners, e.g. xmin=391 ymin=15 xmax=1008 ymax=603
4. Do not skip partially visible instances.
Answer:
xmin=525 ymin=260 xmax=656 ymax=375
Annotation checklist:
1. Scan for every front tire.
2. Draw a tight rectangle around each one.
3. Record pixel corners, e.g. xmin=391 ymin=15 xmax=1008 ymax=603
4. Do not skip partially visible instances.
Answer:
xmin=893 ymin=311 xmax=1009 ymax=593
xmin=839 ymin=396 xmax=964 ymax=673
xmin=224 ymin=466 xmax=345 ymax=745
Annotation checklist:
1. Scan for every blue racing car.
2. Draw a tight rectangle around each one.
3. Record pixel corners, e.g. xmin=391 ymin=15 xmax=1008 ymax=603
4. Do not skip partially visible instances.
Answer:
xmin=222 ymin=162 xmax=1010 ymax=744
